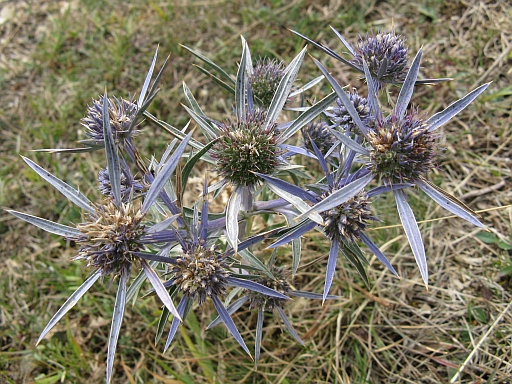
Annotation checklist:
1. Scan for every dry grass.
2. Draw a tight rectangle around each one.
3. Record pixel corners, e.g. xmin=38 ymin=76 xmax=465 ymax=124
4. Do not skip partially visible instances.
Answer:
xmin=1 ymin=0 xmax=511 ymax=383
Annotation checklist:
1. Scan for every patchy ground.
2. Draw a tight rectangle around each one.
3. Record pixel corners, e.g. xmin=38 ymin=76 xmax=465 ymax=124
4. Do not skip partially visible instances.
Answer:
xmin=1 ymin=0 xmax=511 ymax=383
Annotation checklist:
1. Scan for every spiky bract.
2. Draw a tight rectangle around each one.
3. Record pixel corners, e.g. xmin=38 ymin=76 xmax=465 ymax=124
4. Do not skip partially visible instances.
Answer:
xmin=248 ymin=267 xmax=290 ymax=310
xmin=352 ymin=31 xmax=409 ymax=86
xmin=368 ymin=110 xmax=437 ymax=183
xmin=301 ymin=121 xmax=336 ymax=155
xmin=74 ymin=200 xmax=145 ymax=277
xmin=82 ymin=95 xmax=138 ymax=141
xmin=321 ymin=189 xmax=376 ymax=243
xmin=170 ymin=241 xmax=229 ymax=305
xmin=329 ymin=90 xmax=373 ymax=133
xmin=248 ymin=58 xmax=286 ymax=108
xmin=212 ymin=110 xmax=280 ymax=187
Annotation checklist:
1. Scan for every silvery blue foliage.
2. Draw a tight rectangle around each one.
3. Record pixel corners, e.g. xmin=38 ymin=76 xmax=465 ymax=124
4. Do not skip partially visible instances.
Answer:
xmin=8 ymin=27 xmax=489 ymax=383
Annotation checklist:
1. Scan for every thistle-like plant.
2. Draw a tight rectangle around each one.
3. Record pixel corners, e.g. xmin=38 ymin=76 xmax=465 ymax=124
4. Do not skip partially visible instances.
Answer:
xmin=291 ymin=27 xmax=450 ymax=90
xmin=314 ymin=49 xmax=490 ymax=285
xmin=142 ymin=181 xmax=291 ymax=357
xmin=7 ymin=93 xmax=195 ymax=383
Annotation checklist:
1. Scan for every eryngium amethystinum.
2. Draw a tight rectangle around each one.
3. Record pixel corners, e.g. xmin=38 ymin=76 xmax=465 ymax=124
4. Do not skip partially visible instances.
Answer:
xmin=170 ymin=241 xmax=230 ymax=305
xmin=329 ymin=90 xmax=373 ymax=133
xmin=248 ymin=266 xmax=291 ymax=311
xmin=82 ymin=95 xmax=138 ymax=141
xmin=98 ymin=167 xmax=144 ymax=201
xmin=73 ymin=199 xmax=145 ymax=277
xmin=249 ymin=58 xmax=287 ymax=108
xmin=352 ymin=30 xmax=409 ymax=86
xmin=301 ymin=121 xmax=336 ymax=155
xmin=367 ymin=109 xmax=438 ymax=183
xmin=212 ymin=109 xmax=281 ymax=187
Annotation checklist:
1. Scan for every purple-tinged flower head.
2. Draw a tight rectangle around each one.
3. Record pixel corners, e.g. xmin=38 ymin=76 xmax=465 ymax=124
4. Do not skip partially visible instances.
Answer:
xmin=320 ymin=188 xmax=377 ymax=244
xmin=352 ymin=30 xmax=409 ymax=86
xmin=367 ymin=109 xmax=438 ymax=183
xmin=247 ymin=266 xmax=291 ymax=311
xmin=98 ymin=167 xmax=144 ymax=201
xmin=329 ymin=89 xmax=374 ymax=133
xmin=301 ymin=121 xmax=336 ymax=155
xmin=81 ymin=95 xmax=139 ymax=142
xmin=169 ymin=240 xmax=230 ymax=306
xmin=212 ymin=109 xmax=281 ymax=187
xmin=74 ymin=199 xmax=145 ymax=278
xmin=248 ymin=58 xmax=287 ymax=108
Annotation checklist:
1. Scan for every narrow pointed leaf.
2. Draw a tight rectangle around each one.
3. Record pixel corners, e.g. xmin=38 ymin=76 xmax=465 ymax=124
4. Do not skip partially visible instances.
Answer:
xmin=417 ymin=179 xmax=486 ymax=228
xmin=127 ymin=260 xmax=159 ymax=304
xmin=292 ymin=238 xmax=301 ymax=275
xmin=362 ymin=60 xmax=379 ymax=116
xmin=265 ymin=181 xmax=324 ymax=225
xmin=276 ymin=306 xmax=304 ymax=345
xmin=394 ymin=189 xmax=428 ymax=286
xmin=22 ymin=157 xmax=94 ymax=213
xmin=340 ymin=245 xmax=370 ymax=288
xmin=106 ymin=270 xmax=129 ymax=384
xmin=290 ymin=29 xmax=360 ymax=71
xmin=314 ymin=58 xmax=369 ymax=138
xmin=296 ymin=173 xmax=374 ymax=220
xmin=254 ymin=172 xmax=317 ymax=203
xmin=183 ymin=81 xmax=206 ymax=115
xmin=102 ymin=92 xmax=122 ymax=206
xmin=330 ymin=26 xmax=356 ymax=56
xmin=8 ymin=210 xmax=81 ymax=237
xmin=37 ymin=270 xmax=101 ymax=344
xmin=193 ymin=65 xmax=236 ymax=94
xmin=241 ymin=36 xmax=253 ymax=75
xmin=138 ymin=48 xmax=158 ymax=108
xmin=269 ymin=219 xmax=317 ymax=249
xmin=147 ymin=53 xmax=170 ymax=101
xmin=395 ymin=49 xmax=423 ymax=123
xmin=207 ymin=296 xmax=249 ymax=329
xmin=309 ymin=135 xmax=333 ymax=188
xmin=359 ymin=232 xmax=398 ymax=276
xmin=265 ymin=47 xmax=307 ymax=128
xmin=33 ymin=147 xmax=98 ymax=154
xmin=255 ymin=308 xmax=264 ymax=363
xmin=227 ymin=277 xmax=289 ymax=300
xmin=211 ymin=295 xmax=251 ymax=357
xmin=144 ymin=112 xmax=205 ymax=151
xmin=180 ymin=44 xmax=235 ymax=85
xmin=377 ymin=57 xmax=388 ymax=80
xmin=426 ymin=82 xmax=490 ymax=132
xmin=142 ymin=260 xmax=181 ymax=320
xmin=288 ymin=290 xmax=338 ymax=300
xmin=367 ymin=183 xmax=413 ymax=198
xmin=164 ymin=296 xmax=189 ymax=352
xmin=415 ymin=78 xmax=452 ymax=85
xmin=182 ymin=104 xmax=217 ymax=141
xmin=132 ymin=252 xmax=177 ymax=264
xmin=278 ymin=92 xmax=338 ymax=143
xmin=328 ymin=127 xmax=370 ymax=155
xmin=226 ymin=186 xmax=242 ymax=253
xmin=142 ymin=131 xmax=193 ymax=214
xmin=235 ymin=41 xmax=249 ymax=118
xmin=323 ymin=239 xmax=339 ymax=302
xmin=288 ymin=75 xmax=325 ymax=97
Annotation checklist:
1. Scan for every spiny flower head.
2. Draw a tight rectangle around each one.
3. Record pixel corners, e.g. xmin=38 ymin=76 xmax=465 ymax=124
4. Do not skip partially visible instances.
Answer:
xmin=352 ymin=30 xmax=409 ymax=86
xmin=301 ymin=121 xmax=336 ymax=155
xmin=81 ymin=95 xmax=138 ymax=142
xmin=320 ymin=188 xmax=376 ymax=243
xmin=74 ymin=199 xmax=145 ymax=277
xmin=367 ymin=109 xmax=438 ymax=183
xmin=170 ymin=240 xmax=230 ymax=305
xmin=212 ymin=109 xmax=281 ymax=187
xmin=248 ymin=267 xmax=291 ymax=311
xmin=248 ymin=58 xmax=286 ymax=108
xmin=329 ymin=90 xmax=373 ymax=133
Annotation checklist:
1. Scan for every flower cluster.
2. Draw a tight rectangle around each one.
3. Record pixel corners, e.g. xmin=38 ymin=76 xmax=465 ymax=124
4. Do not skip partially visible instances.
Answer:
xmin=9 ymin=27 xmax=490 ymax=383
